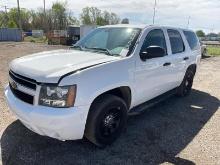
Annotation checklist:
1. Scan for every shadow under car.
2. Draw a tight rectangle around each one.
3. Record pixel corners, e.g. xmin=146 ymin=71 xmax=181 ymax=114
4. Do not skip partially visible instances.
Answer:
xmin=1 ymin=89 xmax=219 ymax=165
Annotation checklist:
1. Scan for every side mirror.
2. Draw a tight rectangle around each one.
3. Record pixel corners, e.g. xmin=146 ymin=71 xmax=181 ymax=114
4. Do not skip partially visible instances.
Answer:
xmin=140 ymin=46 xmax=166 ymax=61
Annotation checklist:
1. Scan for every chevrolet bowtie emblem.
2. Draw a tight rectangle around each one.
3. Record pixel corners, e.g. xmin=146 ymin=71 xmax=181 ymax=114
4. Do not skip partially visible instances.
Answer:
xmin=11 ymin=80 xmax=18 ymax=89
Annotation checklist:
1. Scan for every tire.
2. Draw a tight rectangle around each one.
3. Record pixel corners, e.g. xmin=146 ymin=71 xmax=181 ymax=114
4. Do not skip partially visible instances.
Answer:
xmin=202 ymin=48 xmax=207 ymax=57
xmin=176 ymin=69 xmax=195 ymax=97
xmin=84 ymin=94 xmax=128 ymax=147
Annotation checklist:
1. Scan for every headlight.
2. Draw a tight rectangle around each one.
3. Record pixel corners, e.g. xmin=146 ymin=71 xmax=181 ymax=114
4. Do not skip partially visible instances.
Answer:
xmin=39 ymin=85 xmax=77 ymax=108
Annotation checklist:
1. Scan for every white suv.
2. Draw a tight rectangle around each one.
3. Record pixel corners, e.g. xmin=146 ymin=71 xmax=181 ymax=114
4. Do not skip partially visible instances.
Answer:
xmin=5 ymin=25 xmax=201 ymax=147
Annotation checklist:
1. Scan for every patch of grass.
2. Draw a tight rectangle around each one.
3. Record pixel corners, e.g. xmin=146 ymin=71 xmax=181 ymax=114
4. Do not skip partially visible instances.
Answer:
xmin=207 ymin=46 xmax=220 ymax=56
xmin=24 ymin=36 xmax=47 ymax=43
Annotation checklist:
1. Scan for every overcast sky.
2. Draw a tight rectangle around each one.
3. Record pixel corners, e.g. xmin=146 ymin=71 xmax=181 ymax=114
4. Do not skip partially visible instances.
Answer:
xmin=1 ymin=0 xmax=220 ymax=33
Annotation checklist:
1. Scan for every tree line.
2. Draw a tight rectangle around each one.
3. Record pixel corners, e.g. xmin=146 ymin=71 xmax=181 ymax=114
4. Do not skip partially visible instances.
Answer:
xmin=0 ymin=2 xmax=120 ymax=32
xmin=196 ymin=30 xmax=220 ymax=38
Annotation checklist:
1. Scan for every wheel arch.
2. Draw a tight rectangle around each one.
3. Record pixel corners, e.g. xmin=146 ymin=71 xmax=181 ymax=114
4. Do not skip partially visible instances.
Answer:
xmin=187 ymin=64 xmax=197 ymax=75
xmin=89 ymin=86 xmax=132 ymax=111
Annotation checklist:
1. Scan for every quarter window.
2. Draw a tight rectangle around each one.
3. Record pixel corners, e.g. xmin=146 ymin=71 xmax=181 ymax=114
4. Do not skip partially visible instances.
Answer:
xmin=168 ymin=29 xmax=185 ymax=54
xmin=141 ymin=29 xmax=167 ymax=55
xmin=183 ymin=31 xmax=199 ymax=50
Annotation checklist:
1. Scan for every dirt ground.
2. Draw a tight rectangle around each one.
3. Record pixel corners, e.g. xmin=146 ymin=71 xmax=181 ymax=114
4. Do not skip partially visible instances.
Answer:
xmin=0 ymin=42 xmax=220 ymax=165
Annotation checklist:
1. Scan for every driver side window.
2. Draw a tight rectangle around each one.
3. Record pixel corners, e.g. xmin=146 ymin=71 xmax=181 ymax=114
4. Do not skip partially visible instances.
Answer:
xmin=141 ymin=29 xmax=167 ymax=55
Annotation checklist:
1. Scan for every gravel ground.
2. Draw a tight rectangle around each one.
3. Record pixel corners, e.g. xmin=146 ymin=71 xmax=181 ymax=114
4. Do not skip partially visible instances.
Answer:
xmin=0 ymin=42 xmax=220 ymax=165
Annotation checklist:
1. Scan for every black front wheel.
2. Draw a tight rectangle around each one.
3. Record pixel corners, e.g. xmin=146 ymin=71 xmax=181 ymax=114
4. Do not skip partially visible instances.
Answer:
xmin=84 ymin=94 xmax=128 ymax=147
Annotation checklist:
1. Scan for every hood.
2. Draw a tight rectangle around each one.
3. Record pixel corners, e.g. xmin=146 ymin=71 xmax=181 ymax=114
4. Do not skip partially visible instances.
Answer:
xmin=10 ymin=49 xmax=119 ymax=83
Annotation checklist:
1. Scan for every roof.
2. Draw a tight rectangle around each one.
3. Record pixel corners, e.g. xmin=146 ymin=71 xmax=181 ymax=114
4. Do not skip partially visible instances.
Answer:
xmin=99 ymin=24 xmax=148 ymax=29
xmin=98 ymin=24 xmax=194 ymax=32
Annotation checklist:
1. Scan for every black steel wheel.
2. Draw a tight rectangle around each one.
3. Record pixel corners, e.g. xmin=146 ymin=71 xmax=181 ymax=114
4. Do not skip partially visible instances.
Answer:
xmin=84 ymin=94 xmax=127 ymax=147
xmin=99 ymin=108 xmax=122 ymax=138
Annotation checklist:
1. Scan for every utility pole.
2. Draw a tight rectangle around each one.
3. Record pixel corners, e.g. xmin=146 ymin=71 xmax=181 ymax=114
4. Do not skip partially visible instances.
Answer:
xmin=43 ymin=0 xmax=46 ymax=32
xmin=4 ymin=6 xmax=9 ymax=27
xmin=153 ymin=0 xmax=157 ymax=24
xmin=211 ymin=25 xmax=214 ymax=33
xmin=17 ymin=0 xmax=22 ymax=30
xmin=43 ymin=0 xmax=46 ymax=15
xmin=187 ymin=16 xmax=190 ymax=29
xmin=4 ymin=6 xmax=7 ymax=13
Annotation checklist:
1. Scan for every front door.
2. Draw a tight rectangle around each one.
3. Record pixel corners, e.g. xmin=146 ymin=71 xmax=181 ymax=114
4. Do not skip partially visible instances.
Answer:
xmin=134 ymin=28 xmax=173 ymax=106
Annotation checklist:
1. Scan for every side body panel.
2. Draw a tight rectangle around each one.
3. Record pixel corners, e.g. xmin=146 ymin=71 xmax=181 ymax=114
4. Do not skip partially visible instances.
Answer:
xmin=60 ymin=26 xmax=201 ymax=110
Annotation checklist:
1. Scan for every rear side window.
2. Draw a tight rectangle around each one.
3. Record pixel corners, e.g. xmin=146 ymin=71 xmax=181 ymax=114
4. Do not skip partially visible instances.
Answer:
xmin=168 ymin=29 xmax=185 ymax=54
xmin=183 ymin=31 xmax=199 ymax=50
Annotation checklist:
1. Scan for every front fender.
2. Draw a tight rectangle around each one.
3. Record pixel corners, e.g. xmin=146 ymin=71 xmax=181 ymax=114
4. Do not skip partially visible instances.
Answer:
xmin=59 ymin=57 xmax=136 ymax=107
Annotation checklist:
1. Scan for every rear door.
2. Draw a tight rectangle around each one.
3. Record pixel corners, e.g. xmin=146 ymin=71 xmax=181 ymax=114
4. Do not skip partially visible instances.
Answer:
xmin=166 ymin=29 xmax=189 ymax=87
xmin=183 ymin=30 xmax=201 ymax=66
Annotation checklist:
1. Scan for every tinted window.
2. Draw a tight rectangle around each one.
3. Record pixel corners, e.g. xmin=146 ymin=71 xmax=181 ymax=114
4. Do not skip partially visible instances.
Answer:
xmin=183 ymin=31 xmax=199 ymax=50
xmin=168 ymin=29 xmax=185 ymax=54
xmin=141 ymin=29 xmax=167 ymax=55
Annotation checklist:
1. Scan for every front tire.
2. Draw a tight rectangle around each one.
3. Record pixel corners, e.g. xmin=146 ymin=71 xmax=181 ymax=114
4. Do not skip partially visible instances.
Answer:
xmin=176 ymin=69 xmax=195 ymax=97
xmin=84 ymin=94 xmax=128 ymax=147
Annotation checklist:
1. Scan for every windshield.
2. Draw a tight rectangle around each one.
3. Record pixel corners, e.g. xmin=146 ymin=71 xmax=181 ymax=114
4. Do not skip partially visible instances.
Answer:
xmin=72 ymin=27 xmax=141 ymax=56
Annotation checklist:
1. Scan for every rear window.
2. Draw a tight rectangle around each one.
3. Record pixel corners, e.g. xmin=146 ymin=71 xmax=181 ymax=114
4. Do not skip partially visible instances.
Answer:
xmin=183 ymin=31 xmax=199 ymax=50
xmin=168 ymin=29 xmax=185 ymax=54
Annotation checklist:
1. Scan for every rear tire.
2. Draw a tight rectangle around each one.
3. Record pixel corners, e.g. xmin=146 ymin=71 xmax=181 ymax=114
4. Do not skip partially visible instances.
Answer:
xmin=84 ymin=94 xmax=128 ymax=147
xmin=176 ymin=69 xmax=195 ymax=97
xmin=202 ymin=48 xmax=207 ymax=57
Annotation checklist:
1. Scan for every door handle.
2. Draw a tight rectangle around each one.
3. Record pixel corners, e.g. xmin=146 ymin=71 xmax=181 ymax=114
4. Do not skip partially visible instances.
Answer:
xmin=163 ymin=62 xmax=171 ymax=66
xmin=183 ymin=57 xmax=189 ymax=61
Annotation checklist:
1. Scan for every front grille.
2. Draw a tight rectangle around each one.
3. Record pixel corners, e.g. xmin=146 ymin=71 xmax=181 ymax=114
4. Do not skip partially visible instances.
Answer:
xmin=9 ymin=70 xmax=37 ymax=105
xmin=9 ymin=83 xmax=34 ymax=104
xmin=9 ymin=71 xmax=37 ymax=90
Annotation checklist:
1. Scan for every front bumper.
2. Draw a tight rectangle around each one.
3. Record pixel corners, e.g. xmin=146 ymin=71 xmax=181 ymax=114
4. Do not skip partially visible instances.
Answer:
xmin=4 ymin=85 xmax=90 ymax=140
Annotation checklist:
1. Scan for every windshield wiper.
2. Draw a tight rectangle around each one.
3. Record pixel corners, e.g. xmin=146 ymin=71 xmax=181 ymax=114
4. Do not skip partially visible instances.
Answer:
xmin=84 ymin=47 xmax=112 ymax=56
xmin=70 ymin=45 xmax=83 ymax=50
